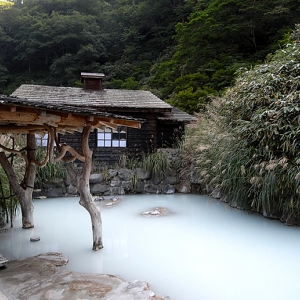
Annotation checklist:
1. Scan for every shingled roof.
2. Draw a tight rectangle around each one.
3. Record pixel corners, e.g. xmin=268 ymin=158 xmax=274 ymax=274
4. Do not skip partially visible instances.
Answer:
xmin=12 ymin=84 xmax=195 ymax=123
xmin=157 ymin=107 xmax=196 ymax=123
xmin=12 ymin=84 xmax=172 ymax=111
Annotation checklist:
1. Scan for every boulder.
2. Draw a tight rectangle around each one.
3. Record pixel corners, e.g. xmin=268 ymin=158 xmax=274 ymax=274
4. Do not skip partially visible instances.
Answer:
xmin=133 ymin=181 xmax=145 ymax=194
xmin=0 ymin=253 xmax=168 ymax=300
xmin=89 ymin=174 xmax=104 ymax=184
xmin=111 ymin=179 xmax=121 ymax=187
xmin=117 ymin=168 xmax=134 ymax=181
xmin=110 ymin=187 xmax=124 ymax=195
xmin=144 ymin=183 xmax=161 ymax=194
xmin=46 ymin=178 xmax=65 ymax=188
xmin=135 ymin=168 xmax=151 ymax=180
xmin=190 ymin=170 xmax=201 ymax=184
xmin=122 ymin=181 xmax=133 ymax=191
xmin=37 ymin=252 xmax=69 ymax=266
xmin=176 ymin=181 xmax=191 ymax=193
xmin=141 ymin=207 xmax=172 ymax=217
xmin=151 ymin=175 xmax=164 ymax=185
xmin=162 ymin=175 xmax=178 ymax=185
xmin=104 ymin=197 xmax=121 ymax=207
xmin=46 ymin=187 xmax=65 ymax=198
xmin=66 ymin=184 xmax=78 ymax=195
xmin=108 ymin=169 xmax=118 ymax=178
xmin=162 ymin=185 xmax=175 ymax=194
xmin=210 ymin=188 xmax=221 ymax=199
xmin=90 ymin=184 xmax=110 ymax=194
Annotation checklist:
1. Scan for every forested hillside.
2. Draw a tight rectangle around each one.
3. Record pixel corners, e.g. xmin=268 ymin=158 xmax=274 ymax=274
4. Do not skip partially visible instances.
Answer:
xmin=0 ymin=0 xmax=299 ymax=113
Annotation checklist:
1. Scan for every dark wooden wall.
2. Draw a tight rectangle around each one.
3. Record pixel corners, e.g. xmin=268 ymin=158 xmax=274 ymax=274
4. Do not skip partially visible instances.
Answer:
xmin=59 ymin=112 xmax=161 ymax=166
xmin=157 ymin=122 xmax=185 ymax=148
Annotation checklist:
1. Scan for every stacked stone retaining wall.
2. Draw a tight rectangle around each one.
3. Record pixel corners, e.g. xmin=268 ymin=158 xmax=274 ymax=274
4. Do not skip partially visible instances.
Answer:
xmin=33 ymin=166 xmax=194 ymax=199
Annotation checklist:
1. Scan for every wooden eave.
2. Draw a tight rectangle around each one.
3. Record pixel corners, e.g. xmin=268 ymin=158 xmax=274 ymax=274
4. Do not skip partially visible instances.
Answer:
xmin=99 ymin=107 xmax=172 ymax=114
xmin=0 ymin=96 xmax=143 ymax=135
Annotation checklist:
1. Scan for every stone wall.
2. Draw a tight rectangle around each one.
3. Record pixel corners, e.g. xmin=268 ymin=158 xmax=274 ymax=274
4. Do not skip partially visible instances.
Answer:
xmin=33 ymin=149 xmax=197 ymax=199
xmin=33 ymin=166 xmax=194 ymax=199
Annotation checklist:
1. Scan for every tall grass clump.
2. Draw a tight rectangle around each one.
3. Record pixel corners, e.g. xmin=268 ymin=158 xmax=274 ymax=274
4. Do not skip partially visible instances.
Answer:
xmin=35 ymin=146 xmax=66 ymax=188
xmin=0 ymin=134 xmax=25 ymax=225
xmin=140 ymin=150 xmax=170 ymax=178
xmin=0 ymin=165 xmax=19 ymax=226
xmin=183 ymin=25 xmax=300 ymax=221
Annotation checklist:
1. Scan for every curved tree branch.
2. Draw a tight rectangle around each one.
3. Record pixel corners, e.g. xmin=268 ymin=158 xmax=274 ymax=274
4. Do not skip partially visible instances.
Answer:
xmin=54 ymin=144 xmax=85 ymax=163
xmin=0 ymin=143 xmax=29 ymax=166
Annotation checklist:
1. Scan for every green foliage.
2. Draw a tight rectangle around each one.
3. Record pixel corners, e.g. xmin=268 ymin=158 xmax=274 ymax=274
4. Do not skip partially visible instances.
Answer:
xmin=150 ymin=0 xmax=300 ymax=113
xmin=117 ymin=154 xmax=140 ymax=170
xmin=0 ymin=0 xmax=299 ymax=115
xmin=0 ymin=134 xmax=25 ymax=224
xmin=35 ymin=147 xmax=66 ymax=188
xmin=184 ymin=25 xmax=300 ymax=219
xmin=91 ymin=161 xmax=111 ymax=180
xmin=114 ymin=150 xmax=170 ymax=178
xmin=140 ymin=150 xmax=170 ymax=178
xmin=0 ymin=0 xmax=193 ymax=93
xmin=160 ymin=70 xmax=217 ymax=113
xmin=0 ymin=0 xmax=13 ymax=11
xmin=0 ymin=164 xmax=19 ymax=225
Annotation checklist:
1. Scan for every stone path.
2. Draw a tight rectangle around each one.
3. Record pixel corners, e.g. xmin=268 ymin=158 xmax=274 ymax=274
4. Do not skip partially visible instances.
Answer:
xmin=0 ymin=253 xmax=167 ymax=300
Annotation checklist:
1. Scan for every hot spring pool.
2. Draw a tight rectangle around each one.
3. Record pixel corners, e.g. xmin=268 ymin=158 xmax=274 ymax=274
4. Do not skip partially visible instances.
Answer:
xmin=1 ymin=194 xmax=300 ymax=300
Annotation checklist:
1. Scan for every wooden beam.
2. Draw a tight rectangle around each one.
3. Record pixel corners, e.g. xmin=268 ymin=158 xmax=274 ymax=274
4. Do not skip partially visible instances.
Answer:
xmin=59 ymin=114 xmax=88 ymax=127
xmin=112 ymin=119 xmax=142 ymax=129
xmin=94 ymin=121 xmax=118 ymax=130
xmin=87 ymin=116 xmax=94 ymax=122
xmin=0 ymin=125 xmax=45 ymax=134
xmin=93 ymin=116 xmax=142 ymax=129
xmin=0 ymin=111 xmax=37 ymax=122
xmin=32 ymin=114 xmax=61 ymax=126
xmin=0 ymin=104 xmax=142 ymax=134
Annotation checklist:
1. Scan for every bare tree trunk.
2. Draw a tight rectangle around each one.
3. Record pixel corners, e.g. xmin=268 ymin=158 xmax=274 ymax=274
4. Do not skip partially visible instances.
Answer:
xmin=0 ymin=134 xmax=36 ymax=228
xmin=21 ymin=134 xmax=36 ymax=228
xmin=0 ymin=162 xmax=34 ymax=228
xmin=65 ymin=126 xmax=103 ymax=250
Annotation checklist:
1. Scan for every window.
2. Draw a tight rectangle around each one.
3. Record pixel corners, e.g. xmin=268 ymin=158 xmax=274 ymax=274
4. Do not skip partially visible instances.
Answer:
xmin=35 ymin=133 xmax=48 ymax=147
xmin=97 ymin=126 xmax=127 ymax=147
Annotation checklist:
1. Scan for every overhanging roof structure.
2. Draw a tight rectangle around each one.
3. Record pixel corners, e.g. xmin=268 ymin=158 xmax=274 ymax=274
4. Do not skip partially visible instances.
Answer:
xmin=0 ymin=95 xmax=142 ymax=135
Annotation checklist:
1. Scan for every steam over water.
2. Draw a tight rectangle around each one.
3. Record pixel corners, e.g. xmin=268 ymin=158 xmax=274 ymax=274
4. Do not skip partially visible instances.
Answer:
xmin=1 ymin=194 xmax=300 ymax=300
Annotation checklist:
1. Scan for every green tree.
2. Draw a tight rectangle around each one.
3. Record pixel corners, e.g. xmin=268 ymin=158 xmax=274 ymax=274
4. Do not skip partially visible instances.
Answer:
xmin=150 ymin=0 xmax=300 ymax=113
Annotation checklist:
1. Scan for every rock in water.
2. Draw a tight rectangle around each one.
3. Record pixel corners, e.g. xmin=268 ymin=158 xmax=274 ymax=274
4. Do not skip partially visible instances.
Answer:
xmin=30 ymin=236 xmax=40 ymax=242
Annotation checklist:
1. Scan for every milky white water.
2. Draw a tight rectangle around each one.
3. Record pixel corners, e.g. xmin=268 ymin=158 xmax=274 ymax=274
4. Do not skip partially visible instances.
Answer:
xmin=1 ymin=194 xmax=300 ymax=300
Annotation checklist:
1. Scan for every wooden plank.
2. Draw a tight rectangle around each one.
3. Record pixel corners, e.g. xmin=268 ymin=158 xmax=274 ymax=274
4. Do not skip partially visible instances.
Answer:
xmin=0 ymin=111 xmax=37 ymax=122
xmin=59 ymin=114 xmax=87 ymax=127
xmin=93 ymin=116 xmax=142 ymax=129
xmin=0 ymin=125 xmax=45 ymax=134
xmin=29 ymin=114 xmax=61 ymax=126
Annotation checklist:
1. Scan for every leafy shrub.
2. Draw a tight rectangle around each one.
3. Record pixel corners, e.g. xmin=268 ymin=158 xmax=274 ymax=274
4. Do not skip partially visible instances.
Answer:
xmin=183 ymin=25 xmax=300 ymax=220
xmin=140 ymin=150 xmax=170 ymax=178
xmin=0 ymin=165 xmax=19 ymax=226
xmin=35 ymin=147 xmax=66 ymax=188
xmin=0 ymin=135 xmax=25 ymax=224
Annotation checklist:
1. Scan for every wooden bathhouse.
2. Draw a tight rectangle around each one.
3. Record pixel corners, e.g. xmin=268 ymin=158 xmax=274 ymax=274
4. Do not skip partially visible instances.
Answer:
xmin=12 ymin=72 xmax=195 ymax=165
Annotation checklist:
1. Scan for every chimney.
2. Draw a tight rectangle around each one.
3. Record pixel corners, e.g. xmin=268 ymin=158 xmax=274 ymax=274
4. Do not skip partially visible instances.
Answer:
xmin=81 ymin=72 xmax=105 ymax=91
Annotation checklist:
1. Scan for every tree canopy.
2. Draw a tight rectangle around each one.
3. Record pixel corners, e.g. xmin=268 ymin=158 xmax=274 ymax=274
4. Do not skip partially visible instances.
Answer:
xmin=0 ymin=0 xmax=299 ymax=113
